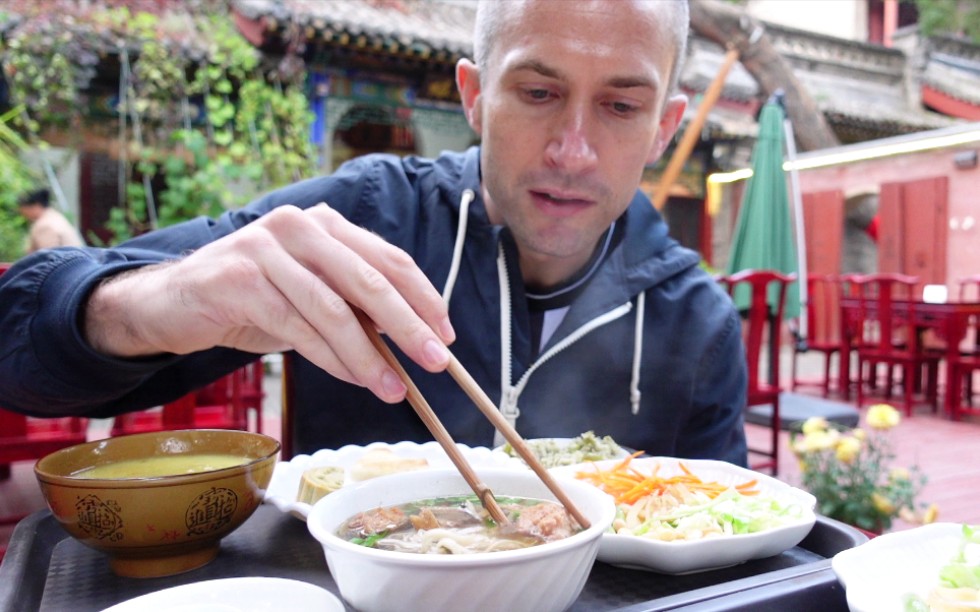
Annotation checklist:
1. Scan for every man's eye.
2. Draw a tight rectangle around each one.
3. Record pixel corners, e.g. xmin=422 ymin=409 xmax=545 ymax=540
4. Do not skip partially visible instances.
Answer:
xmin=523 ymin=88 xmax=552 ymax=101
xmin=610 ymin=101 xmax=638 ymax=115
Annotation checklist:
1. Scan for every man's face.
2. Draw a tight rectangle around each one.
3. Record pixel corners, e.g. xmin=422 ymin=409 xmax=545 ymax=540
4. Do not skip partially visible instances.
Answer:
xmin=458 ymin=0 xmax=685 ymax=287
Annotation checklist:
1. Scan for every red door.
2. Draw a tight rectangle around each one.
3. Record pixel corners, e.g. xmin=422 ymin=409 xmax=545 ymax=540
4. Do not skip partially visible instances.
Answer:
xmin=879 ymin=176 xmax=948 ymax=283
xmin=801 ymin=190 xmax=844 ymax=275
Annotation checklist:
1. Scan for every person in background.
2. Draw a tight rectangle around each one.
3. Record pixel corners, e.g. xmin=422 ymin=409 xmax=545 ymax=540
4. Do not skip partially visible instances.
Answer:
xmin=0 ymin=0 xmax=748 ymax=465
xmin=17 ymin=188 xmax=85 ymax=253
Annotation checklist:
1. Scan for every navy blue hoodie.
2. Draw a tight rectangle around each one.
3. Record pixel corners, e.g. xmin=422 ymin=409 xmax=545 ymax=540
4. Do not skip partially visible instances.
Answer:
xmin=0 ymin=147 xmax=747 ymax=464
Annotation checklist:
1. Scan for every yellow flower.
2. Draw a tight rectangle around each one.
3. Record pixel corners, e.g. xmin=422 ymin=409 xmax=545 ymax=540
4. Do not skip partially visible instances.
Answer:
xmin=867 ymin=404 xmax=901 ymax=430
xmin=872 ymin=492 xmax=895 ymax=515
xmin=889 ymin=467 xmax=910 ymax=481
xmin=835 ymin=436 xmax=861 ymax=463
xmin=923 ymin=504 xmax=939 ymax=524
xmin=801 ymin=428 xmax=840 ymax=452
xmin=852 ymin=428 xmax=866 ymax=441
xmin=802 ymin=417 xmax=829 ymax=435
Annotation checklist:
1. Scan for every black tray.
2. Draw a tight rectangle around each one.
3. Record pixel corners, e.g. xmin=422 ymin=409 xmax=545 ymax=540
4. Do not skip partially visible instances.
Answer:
xmin=0 ymin=505 xmax=865 ymax=611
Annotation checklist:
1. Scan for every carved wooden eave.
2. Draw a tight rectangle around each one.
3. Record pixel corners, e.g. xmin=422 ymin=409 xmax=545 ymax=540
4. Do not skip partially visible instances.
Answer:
xmin=231 ymin=0 xmax=473 ymax=73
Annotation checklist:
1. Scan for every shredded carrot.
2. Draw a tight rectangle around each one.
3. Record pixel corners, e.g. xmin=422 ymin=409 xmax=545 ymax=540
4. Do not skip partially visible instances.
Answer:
xmin=574 ymin=455 xmax=760 ymax=505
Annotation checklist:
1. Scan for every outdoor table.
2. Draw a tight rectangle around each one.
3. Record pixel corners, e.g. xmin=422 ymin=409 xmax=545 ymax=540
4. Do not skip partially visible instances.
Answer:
xmin=838 ymin=297 xmax=980 ymax=416
xmin=0 ymin=504 xmax=865 ymax=611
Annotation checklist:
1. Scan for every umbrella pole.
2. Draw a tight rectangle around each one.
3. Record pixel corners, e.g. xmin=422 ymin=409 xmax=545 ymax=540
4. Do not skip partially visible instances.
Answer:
xmin=784 ymin=116 xmax=808 ymax=344
xmin=653 ymin=47 xmax=740 ymax=210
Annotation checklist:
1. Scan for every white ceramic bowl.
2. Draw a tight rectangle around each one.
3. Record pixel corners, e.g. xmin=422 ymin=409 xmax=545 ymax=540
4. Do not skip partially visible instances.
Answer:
xmin=307 ymin=468 xmax=616 ymax=612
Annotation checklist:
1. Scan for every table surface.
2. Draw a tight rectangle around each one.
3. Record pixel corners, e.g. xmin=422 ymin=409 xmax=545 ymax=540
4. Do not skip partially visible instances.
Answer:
xmin=0 ymin=503 xmax=867 ymax=611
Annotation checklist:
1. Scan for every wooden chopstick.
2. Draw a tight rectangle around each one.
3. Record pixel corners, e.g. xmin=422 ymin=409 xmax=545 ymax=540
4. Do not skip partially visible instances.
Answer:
xmin=444 ymin=354 xmax=591 ymax=529
xmin=352 ymin=308 xmax=509 ymax=525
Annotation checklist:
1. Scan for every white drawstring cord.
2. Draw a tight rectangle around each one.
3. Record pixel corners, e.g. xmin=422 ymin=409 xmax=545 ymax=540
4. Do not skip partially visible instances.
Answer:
xmin=630 ymin=292 xmax=645 ymax=415
xmin=441 ymin=189 xmax=474 ymax=305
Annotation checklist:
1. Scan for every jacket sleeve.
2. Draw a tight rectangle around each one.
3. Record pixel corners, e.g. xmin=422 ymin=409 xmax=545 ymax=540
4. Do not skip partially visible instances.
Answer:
xmin=0 ymin=154 xmax=410 ymax=419
xmin=676 ymin=299 xmax=750 ymax=467
xmin=0 ymin=217 xmax=248 ymax=418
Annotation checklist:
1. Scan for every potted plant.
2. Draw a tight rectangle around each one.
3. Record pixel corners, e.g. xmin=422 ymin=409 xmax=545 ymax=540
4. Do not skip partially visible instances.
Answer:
xmin=791 ymin=403 xmax=937 ymax=534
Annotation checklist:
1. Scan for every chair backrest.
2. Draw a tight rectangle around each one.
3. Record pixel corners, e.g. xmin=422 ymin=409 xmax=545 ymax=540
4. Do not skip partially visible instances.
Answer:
xmin=0 ymin=407 xmax=88 ymax=464
xmin=849 ymin=273 xmax=921 ymax=353
xmin=957 ymin=274 xmax=980 ymax=302
xmin=723 ymin=269 xmax=796 ymax=394
xmin=804 ymin=273 xmax=842 ymax=348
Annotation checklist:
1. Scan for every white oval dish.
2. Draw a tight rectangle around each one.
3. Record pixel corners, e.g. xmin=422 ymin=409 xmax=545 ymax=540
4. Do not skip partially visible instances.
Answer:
xmin=833 ymin=522 xmax=977 ymax=612
xmin=100 ymin=577 xmax=343 ymax=612
xmin=263 ymin=441 xmax=520 ymax=520
xmin=552 ymin=456 xmax=817 ymax=574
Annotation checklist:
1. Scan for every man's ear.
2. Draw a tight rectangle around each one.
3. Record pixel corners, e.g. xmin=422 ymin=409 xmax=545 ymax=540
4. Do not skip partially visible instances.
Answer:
xmin=646 ymin=94 xmax=687 ymax=166
xmin=456 ymin=58 xmax=483 ymax=136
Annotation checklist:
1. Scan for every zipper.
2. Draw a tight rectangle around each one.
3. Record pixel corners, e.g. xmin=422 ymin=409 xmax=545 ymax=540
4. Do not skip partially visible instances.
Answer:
xmin=493 ymin=244 xmax=634 ymax=445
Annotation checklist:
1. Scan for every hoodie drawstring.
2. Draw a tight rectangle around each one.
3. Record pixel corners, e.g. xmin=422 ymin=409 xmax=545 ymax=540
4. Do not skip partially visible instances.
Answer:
xmin=630 ymin=292 xmax=645 ymax=415
xmin=441 ymin=189 xmax=474 ymax=305
xmin=441 ymin=187 xmax=644 ymax=434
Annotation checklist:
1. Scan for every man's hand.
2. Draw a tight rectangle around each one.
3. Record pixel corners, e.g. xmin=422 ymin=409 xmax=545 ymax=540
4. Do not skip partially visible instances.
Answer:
xmin=84 ymin=203 xmax=456 ymax=403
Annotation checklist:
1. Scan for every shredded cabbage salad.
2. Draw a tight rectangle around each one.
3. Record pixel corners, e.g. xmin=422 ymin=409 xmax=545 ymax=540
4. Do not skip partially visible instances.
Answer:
xmin=573 ymin=456 xmax=806 ymax=542
xmin=611 ymin=485 xmax=805 ymax=541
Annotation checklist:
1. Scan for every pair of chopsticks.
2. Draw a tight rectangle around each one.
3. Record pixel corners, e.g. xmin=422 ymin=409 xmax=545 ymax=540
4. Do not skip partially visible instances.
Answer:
xmin=353 ymin=309 xmax=590 ymax=529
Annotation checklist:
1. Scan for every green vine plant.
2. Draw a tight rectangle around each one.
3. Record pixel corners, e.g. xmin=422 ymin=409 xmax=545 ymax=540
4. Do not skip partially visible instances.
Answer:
xmin=1 ymin=17 xmax=91 ymax=136
xmin=0 ymin=106 xmax=38 ymax=262
xmin=3 ymin=5 xmax=316 ymax=245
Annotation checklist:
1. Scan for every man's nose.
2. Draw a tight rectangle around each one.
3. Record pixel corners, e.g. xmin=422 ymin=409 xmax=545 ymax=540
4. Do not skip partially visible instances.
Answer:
xmin=544 ymin=105 xmax=599 ymax=174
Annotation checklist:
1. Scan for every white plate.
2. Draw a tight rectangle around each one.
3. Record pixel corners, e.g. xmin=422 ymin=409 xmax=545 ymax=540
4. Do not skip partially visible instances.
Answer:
xmin=492 ymin=437 xmax=632 ymax=469
xmin=833 ymin=522 xmax=978 ymax=612
xmin=263 ymin=441 xmax=520 ymax=520
xmin=551 ymin=457 xmax=817 ymax=574
xmin=100 ymin=577 xmax=343 ymax=611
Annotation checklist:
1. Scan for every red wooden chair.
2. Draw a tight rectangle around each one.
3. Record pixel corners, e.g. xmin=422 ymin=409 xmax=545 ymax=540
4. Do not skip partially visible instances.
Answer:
xmin=0 ymin=407 xmax=89 ymax=559
xmin=851 ymin=273 xmax=940 ymax=416
xmin=947 ymin=275 xmax=980 ymax=416
xmin=110 ymin=360 xmax=264 ymax=436
xmin=722 ymin=269 xmax=796 ymax=476
xmin=791 ymin=274 xmax=842 ymax=397
xmin=946 ymin=344 xmax=980 ymax=421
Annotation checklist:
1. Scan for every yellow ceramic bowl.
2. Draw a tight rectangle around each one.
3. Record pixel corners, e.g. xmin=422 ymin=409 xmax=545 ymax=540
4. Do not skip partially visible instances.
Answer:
xmin=34 ymin=429 xmax=279 ymax=578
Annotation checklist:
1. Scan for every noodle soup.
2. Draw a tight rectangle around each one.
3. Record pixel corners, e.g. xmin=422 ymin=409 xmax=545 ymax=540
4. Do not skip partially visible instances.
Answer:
xmin=337 ymin=495 xmax=581 ymax=554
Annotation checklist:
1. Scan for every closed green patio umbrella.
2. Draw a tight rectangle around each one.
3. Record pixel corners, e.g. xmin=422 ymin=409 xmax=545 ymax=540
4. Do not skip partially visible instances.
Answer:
xmin=726 ymin=101 xmax=800 ymax=321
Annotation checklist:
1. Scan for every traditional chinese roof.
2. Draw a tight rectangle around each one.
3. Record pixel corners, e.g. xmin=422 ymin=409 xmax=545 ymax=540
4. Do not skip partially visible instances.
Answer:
xmin=915 ymin=34 xmax=980 ymax=121
xmin=232 ymin=0 xmax=474 ymax=67
xmin=1 ymin=0 xmax=972 ymax=145
xmin=229 ymin=0 xmax=967 ymax=146
xmin=684 ymin=21 xmax=958 ymax=144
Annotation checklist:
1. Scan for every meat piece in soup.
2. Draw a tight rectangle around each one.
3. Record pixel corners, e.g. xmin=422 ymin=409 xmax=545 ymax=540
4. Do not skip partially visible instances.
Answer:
xmin=338 ymin=495 xmax=581 ymax=554
xmin=512 ymin=499 xmax=576 ymax=541
xmin=344 ymin=506 xmax=409 ymax=537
